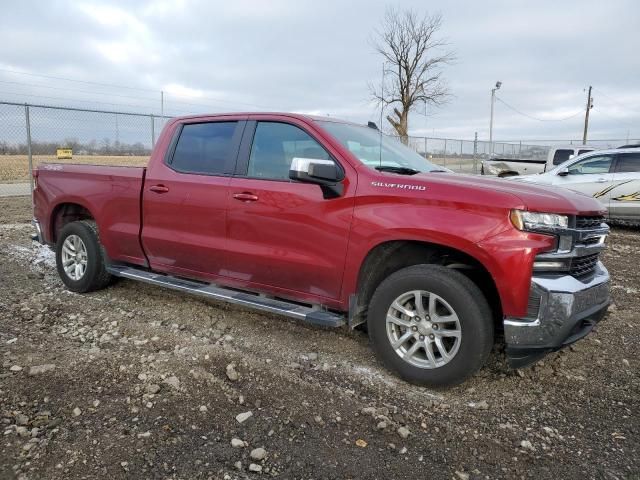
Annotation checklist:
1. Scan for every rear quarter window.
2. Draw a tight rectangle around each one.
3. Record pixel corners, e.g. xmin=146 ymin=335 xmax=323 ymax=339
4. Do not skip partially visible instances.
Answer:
xmin=170 ymin=121 xmax=239 ymax=175
xmin=616 ymin=153 xmax=640 ymax=173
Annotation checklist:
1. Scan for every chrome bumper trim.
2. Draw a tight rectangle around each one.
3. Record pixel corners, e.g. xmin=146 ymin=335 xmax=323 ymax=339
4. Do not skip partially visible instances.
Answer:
xmin=504 ymin=261 xmax=610 ymax=348
xmin=31 ymin=219 xmax=43 ymax=244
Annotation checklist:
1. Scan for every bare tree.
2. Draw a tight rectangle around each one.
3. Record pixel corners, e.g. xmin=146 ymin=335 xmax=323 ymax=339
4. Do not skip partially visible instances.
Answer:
xmin=372 ymin=8 xmax=455 ymax=143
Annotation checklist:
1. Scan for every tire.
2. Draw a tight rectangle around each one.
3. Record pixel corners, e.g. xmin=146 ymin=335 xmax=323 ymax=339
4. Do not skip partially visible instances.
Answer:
xmin=367 ymin=264 xmax=493 ymax=387
xmin=55 ymin=220 xmax=113 ymax=293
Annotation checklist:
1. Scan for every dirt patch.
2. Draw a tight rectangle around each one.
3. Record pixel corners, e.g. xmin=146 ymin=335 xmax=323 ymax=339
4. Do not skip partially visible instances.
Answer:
xmin=0 ymin=197 xmax=638 ymax=479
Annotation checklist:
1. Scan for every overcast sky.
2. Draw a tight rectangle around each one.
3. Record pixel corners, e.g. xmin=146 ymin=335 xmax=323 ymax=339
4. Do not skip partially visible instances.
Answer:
xmin=1 ymin=0 xmax=639 ymax=142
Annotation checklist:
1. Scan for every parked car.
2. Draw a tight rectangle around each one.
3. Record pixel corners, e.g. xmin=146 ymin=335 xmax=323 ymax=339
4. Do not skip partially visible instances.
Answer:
xmin=31 ymin=113 xmax=610 ymax=386
xmin=481 ymin=145 xmax=596 ymax=177
xmin=509 ymin=148 xmax=640 ymax=223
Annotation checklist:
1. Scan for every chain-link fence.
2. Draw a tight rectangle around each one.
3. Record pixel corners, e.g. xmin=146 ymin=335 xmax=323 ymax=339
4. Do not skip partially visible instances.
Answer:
xmin=0 ymin=101 xmax=170 ymax=197
xmin=2 ymin=100 xmax=638 ymax=197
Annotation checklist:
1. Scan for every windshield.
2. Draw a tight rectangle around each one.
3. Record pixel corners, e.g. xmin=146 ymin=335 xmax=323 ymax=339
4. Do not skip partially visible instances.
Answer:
xmin=317 ymin=121 xmax=442 ymax=173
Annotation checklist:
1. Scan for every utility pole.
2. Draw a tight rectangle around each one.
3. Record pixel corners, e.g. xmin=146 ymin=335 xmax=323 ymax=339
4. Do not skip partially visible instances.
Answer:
xmin=489 ymin=81 xmax=502 ymax=155
xmin=582 ymin=86 xmax=593 ymax=144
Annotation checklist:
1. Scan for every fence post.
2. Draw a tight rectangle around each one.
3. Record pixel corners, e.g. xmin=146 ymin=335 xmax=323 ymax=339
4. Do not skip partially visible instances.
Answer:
xmin=459 ymin=139 xmax=463 ymax=172
xmin=473 ymin=132 xmax=478 ymax=174
xmin=151 ymin=114 xmax=155 ymax=148
xmin=25 ymin=104 xmax=34 ymax=202
xmin=443 ymin=139 xmax=447 ymax=168
xmin=424 ymin=137 xmax=427 ymax=159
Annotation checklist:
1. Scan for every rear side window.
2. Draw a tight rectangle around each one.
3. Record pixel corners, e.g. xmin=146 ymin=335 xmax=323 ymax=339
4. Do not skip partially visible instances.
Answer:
xmin=552 ymin=149 xmax=574 ymax=165
xmin=578 ymin=149 xmax=593 ymax=156
xmin=247 ymin=122 xmax=330 ymax=180
xmin=171 ymin=122 xmax=238 ymax=175
xmin=616 ymin=153 xmax=640 ymax=173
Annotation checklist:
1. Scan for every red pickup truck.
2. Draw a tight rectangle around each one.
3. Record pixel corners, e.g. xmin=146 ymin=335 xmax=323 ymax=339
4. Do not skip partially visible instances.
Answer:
xmin=32 ymin=113 xmax=611 ymax=386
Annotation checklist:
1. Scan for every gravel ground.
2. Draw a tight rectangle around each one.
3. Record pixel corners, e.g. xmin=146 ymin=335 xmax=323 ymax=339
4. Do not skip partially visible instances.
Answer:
xmin=0 ymin=196 xmax=638 ymax=480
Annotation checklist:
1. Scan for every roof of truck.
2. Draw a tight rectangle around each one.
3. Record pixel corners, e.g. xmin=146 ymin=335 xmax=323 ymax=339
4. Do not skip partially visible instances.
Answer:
xmin=170 ymin=111 xmax=363 ymax=126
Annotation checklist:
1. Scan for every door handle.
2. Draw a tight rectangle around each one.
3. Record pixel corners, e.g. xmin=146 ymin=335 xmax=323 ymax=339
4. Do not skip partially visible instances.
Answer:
xmin=233 ymin=192 xmax=259 ymax=202
xmin=596 ymin=178 xmax=607 ymax=183
xmin=149 ymin=184 xmax=170 ymax=193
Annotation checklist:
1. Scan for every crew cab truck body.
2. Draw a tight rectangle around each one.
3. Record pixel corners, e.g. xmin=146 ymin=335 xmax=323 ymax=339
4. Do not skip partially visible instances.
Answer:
xmin=481 ymin=145 xmax=596 ymax=177
xmin=32 ymin=113 xmax=611 ymax=386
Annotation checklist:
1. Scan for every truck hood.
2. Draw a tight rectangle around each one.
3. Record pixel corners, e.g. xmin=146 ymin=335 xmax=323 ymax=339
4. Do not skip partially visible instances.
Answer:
xmin=415 ymin=172 xmax=605 ymax=215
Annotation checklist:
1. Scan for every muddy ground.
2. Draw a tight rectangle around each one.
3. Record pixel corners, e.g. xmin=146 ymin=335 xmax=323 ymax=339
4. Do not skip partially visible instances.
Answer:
xmin=0 ymin=196 xmax=638 ymax=480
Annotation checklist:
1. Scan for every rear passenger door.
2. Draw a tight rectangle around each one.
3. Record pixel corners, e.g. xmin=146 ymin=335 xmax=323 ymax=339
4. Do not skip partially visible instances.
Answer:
xmin=224 ymin=118 xmax=356 ymax=302
xmin=609 ymin=152 xmax=640 ymax=221
xmin=141 ymin=118 xmax=245 ymax=277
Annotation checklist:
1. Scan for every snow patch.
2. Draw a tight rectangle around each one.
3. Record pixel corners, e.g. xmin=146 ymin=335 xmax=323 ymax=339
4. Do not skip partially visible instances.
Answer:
xmin=9 ymin=242 xmax=56 ymax=269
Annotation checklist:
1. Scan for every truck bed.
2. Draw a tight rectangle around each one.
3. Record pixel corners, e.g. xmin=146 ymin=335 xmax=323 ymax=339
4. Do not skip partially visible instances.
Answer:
xmin=33 ymin=163 xmax=148 ymax=266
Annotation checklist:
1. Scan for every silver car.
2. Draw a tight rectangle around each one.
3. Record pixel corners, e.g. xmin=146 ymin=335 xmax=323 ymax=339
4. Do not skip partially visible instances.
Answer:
xmin=511 ymin=148 xmax=640 ymax=223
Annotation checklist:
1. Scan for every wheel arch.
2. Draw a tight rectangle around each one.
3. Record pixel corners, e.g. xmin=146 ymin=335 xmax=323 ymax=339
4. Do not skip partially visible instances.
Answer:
xmin=49 ymin=201 xmax=95 ymax=244
xmin=351 ymin=239 xmax=502 ymax=331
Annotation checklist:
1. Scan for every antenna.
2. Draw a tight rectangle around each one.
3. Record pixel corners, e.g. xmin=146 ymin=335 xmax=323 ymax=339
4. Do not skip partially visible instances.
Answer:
xmin=379 ymin=62 xmax=384 ymax=166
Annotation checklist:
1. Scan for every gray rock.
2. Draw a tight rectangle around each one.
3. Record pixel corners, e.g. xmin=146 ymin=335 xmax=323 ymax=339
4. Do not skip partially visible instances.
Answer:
xmin=248 ymin=463 xmax=262 ymax=473
xmin=28 ymin=364 xmax=56 ymax=376
xmin=236 ymin=411 xmax=253 ymax=423
xmin=250 ymin=447 xmax=267 ymax=460
xmin=146 ymin=384 xmax=161 ymax=395
xmin=226 ymin=363 xmax=239 ymax=381
xmin=361 ymin=407 xmax=377 ymax=416
xmin=376 ymin=421 xmax=388 ymax=430
xmin=397 ymin=426 xmax=410 ymax=439
xmin=72 ymin=407 xmax=82 ymax=417
xmin=468 ymin=400 xmax=489 ymax=410
xmin=9 ymin=365 xmax=22 ymax=372
xmin=163 ymin=375 xmax=180 ymax=389
xmin=15 ymin=414 xmax=29 ymax=426
xmin=234 ymin=461 xmax=243 ymax=470
xmin=520 ymin=440 xmax=535 ymax=451
xmin=231 ymin=438 xmax=245 ymax=448
xmin=15 ymin=426 xmax=29 ymax=437
xmin=455 ymin=472 xmax=470 ymax=480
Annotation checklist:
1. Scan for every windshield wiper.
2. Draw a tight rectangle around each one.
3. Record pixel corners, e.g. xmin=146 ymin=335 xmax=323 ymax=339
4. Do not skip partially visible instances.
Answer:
xmin=374 ymin=166 xmax=420 ymax=175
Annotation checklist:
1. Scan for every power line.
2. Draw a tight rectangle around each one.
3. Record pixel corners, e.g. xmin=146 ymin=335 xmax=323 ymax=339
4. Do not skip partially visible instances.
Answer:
xmin=0 ymin=67 xmax=281 ymax=111
xmin=495 ymin=96 xmax=584 ymax=122
xmin=592 ymin=87 xmax=640 ymax=114
xmin=0 ymin=68 xmax=157 ymax=92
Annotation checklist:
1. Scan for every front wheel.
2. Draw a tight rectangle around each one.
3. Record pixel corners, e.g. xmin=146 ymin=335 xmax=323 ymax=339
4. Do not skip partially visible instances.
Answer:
xmin=55 ymin=220 xmax=112 ymax=293
xmin=367 ymin=265 xmax=493 ymax=387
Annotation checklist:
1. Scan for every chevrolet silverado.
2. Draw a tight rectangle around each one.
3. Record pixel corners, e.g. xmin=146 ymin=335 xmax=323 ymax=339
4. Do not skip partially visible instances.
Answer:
xmin=32 ymin=113 xmax=611 ymax=386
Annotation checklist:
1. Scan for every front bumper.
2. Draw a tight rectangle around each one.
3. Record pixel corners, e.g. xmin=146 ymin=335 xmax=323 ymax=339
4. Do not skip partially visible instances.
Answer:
xmin=504 ymin=261 xmax=610 ymax=368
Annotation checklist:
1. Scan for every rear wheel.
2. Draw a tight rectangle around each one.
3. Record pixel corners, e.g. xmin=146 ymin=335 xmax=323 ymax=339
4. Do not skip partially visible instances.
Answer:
xmin=55 ymin=220 xmax=112 ymax=293
xmin=367 ymin=264 xmax=493 ymax=386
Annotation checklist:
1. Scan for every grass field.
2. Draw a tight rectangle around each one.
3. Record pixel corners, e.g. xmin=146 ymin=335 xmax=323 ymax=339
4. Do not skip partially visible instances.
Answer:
xmin=0 ymin=155 xmax=149 ymax=182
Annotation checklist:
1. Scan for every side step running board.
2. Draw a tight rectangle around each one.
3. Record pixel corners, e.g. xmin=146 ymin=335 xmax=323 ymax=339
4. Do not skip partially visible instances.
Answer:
xmin=106 ymin=265 xmax=346 ymax=328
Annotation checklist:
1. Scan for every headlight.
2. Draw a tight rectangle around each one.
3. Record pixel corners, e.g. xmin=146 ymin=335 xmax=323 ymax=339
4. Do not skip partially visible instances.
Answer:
xmin=510 ymin=210 xmax=569 ymax=232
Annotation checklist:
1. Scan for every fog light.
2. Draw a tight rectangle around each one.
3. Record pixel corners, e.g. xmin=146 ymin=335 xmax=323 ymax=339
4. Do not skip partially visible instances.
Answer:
xmin=533 ymin=260 xmax=566 ymax=271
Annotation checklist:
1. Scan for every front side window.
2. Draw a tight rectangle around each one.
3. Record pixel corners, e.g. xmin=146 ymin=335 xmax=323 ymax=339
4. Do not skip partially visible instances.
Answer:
xmin=247 ymin=122 xmax=330 ymax=180
xmin=578 ymin=149 xmax=593 ymax=156
xmin=171 ymin=121 xmax=238 ymax=175
xmin=616 ymin=153 xmax=640 ymax=173
xmin=552 ymin=149 xmax=574 ymax=165
xmin=567 ymin=155 xmax=613 ymax=175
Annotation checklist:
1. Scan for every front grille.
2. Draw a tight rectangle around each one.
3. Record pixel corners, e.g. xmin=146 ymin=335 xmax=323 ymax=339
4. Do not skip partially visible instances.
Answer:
xmin=570 ymin=253 xmax=600 ymax=278
xmin=575 ymin=215 xmax=605 ymax=229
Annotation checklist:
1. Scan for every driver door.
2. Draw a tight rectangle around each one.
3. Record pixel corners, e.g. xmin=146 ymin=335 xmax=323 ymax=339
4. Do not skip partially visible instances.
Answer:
xmin=223 ymin=118 xmax=356 ymax=302
xmin=553 ymin=154 xmax=616 ymax=210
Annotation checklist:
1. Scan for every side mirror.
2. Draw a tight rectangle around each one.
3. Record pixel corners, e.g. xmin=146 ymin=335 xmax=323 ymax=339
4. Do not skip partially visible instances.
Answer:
xmin=558 ymin=167 xmax=570 ymax=176
xmin=289 ymin=157 xmax=344 ymax=198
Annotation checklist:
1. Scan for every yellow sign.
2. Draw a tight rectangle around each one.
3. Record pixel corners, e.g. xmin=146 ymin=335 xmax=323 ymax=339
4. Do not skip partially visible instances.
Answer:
xmin=57 ymin=148 xmax=73 ymax=160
